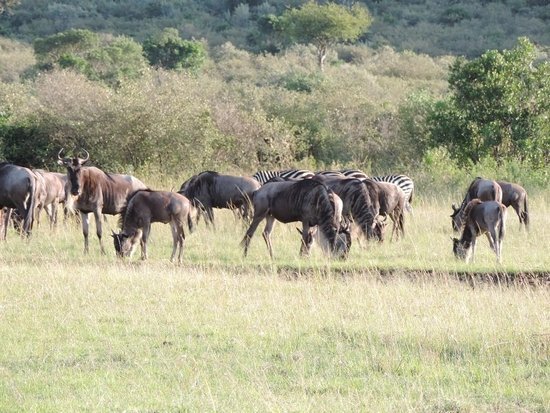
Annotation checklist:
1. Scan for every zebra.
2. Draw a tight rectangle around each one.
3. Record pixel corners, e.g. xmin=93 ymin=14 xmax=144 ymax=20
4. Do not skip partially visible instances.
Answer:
xmin=252 ymin=169 xmax=315 ymax=185
xmin=370 ymin=174 xmax=414 ymax=212
xmin=339 ymin=169 xmax=369 ymax=180
xmin=315 ymin=170 xmax=347 ymax=179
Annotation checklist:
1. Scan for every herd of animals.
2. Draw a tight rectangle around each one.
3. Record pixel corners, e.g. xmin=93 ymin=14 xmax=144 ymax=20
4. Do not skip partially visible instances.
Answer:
xmin=0 ymin=149 xmax=530 ymax=264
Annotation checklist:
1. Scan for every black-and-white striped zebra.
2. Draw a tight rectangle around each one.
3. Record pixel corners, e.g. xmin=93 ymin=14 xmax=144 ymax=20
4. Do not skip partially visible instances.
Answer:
xmin=339 ymin=170 xmax=414 ymax=212
xmin=252 ymin=169 xmax=315 ymax=185
xmin=339 ymin=169 xmax=369 ymax=180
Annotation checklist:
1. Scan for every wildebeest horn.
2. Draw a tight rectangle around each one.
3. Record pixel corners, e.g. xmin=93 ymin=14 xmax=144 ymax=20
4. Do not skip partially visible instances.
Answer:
xmin=58 ymin=148 xmax=65 ymax=161
xmin=80 ymin=149 xmax=90 ymax=162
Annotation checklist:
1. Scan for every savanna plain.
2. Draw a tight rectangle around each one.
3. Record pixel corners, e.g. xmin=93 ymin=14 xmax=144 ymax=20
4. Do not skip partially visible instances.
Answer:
xmin=0 ymin=188 xmax=548 ymax=412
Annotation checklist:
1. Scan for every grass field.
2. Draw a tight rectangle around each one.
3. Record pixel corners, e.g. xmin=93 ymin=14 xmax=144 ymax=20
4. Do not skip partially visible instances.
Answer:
xmin=0 ymin=194 xmax=548 ymax=412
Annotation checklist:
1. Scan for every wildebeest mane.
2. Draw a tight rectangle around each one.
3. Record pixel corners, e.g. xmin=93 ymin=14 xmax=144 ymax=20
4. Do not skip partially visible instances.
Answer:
xmin=288 ymin=180 xmax=336 ymax=247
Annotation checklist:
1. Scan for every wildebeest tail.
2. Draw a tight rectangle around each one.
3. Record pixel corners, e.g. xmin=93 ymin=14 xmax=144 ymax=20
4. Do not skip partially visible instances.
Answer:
xmin=498 ymin=203 xmax=507 ymax=242
xmin=523 ymin=194 xmax=529 ymax=230
xmin=187 ymin=204 xmax=196 ymax=233
xmin=24 ymin=173 xmax=37 ymax=235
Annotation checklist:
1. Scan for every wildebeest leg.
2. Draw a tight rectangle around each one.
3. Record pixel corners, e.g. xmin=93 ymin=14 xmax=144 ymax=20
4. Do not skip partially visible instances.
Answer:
xmin=141 ymin=223 xmax=151 ymax=260
xmin=0 ymin=208 xmax=11 ymax=240
xmin=467 ymin=237 xmax=476 ymax=263
xmin=299 ymin=222 xmax=312 ymax=256
xmin=486 ymin=230 xmax=500 ymax=263
xmin=241 ymin=211 xmax=267 ymax=257
xmin=81 ymin=211 xmax=90 ymax=253
xmin=170 ymin=221 xmax=185 ymax=263
xmin=92 ymin=209 xmax=106 ymax=255
xmin=262 ymin=216 xmax=276 ymax=259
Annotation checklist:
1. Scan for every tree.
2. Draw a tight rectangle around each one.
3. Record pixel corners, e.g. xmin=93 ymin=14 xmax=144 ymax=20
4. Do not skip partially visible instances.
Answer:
xmin=32 ymin=29 xmax=147 ymax=86
xmin=278 ymin=1 xmax=371 ymax=71
xmin=143 ymin=28 xmax=206 ymax=72
xmin=428 ymin=37 xmax=550 ymax=167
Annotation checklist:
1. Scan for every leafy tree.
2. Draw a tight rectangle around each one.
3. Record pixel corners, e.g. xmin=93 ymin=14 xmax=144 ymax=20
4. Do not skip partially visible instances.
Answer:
xmin=278 ymin=1 xmax=371 ymax=71
xmin=32 ymin=29 xmax=147 ymax=86
xmin=428 ymin=37 xmax=550 ymax=167
xmin=143 ymin=28 xmax=206 ymax=72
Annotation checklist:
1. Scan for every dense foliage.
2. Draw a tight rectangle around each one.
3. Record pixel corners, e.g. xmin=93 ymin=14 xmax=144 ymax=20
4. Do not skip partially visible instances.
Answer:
xmin=0 ymin=3 xmax=548 ymax=190
xmin=0 ymin=0 xmax=548 ymax=58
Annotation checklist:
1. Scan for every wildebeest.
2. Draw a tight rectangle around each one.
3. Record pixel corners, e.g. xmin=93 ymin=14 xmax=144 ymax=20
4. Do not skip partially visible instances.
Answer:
xmin=451 ymin=177 xmax=503 ymax=231
xmin=452 ymin=199 xmax=507 ymax=263
xmin=32 ymin=169 xmax=67 ymax=228
xmin=497 ymin=180 xmax=529 ymax=231
xmin=178 ymin=171 xmax=260 ymax=226
xmin=241 ymin=179 xmax=349 ymax=259
xmin=297 ymin=190 xmax=352 ymax=258
xmin=364 ymin=179 xmax=406 ymax=241
xmin=316 ymin=177 xmax=377 ymax=241
xmin=112 ymin=189 xmax=195 ymax=263
xmin=0 ymin=162 xmax=37 ymax=238
xmin=58 ymin=149 xmax=147 ymax=254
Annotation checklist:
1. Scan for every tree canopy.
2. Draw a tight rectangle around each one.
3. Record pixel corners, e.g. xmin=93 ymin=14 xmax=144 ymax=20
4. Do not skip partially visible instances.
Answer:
xmin=278 ymin=2 xmax=372 ymax=70
xmin=428 ymin=37 xmax=550 ymax=167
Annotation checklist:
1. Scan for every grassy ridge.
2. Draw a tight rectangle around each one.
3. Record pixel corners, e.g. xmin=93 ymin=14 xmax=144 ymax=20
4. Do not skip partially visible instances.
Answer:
xmin=0 ymin=196 xmax=548 ymax=411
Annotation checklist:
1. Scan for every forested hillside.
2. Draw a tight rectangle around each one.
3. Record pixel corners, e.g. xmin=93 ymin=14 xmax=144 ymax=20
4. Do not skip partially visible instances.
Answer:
xmin=0 ymin=0 xmax=548 ymax=58
xmin=0 ymin=1 xmax=548 ymax=191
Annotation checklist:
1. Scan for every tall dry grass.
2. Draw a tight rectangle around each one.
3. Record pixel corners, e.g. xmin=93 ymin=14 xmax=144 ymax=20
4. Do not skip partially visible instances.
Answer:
xmin=0 ymin=195 xmax=548 ymax=411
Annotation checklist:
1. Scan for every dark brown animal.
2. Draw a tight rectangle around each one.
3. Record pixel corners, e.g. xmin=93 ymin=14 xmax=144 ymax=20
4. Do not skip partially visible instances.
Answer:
xmin=451 ymin=177 xmax=502 ymax=231
xmin=365 ymin=180 xmax=406 ymax=241
xmin=112 ymin=190 xmax=195 ymax=263
xmin=0 ymin=162 xmax=36 ymax=238
xmin=32 ymin=170 xmax=67 ymax=228
xmin=58 ymin=149 xmax=147 ymax=254
xmin=452 ymin=199 xmax=507 ymax=263
xmin=179 ymin=171 xmax=260 ymax=226
xmin=497 ymin=180 xmax=529 ymax=231
xmin=241 ymin=179 xmax=348 ymax=259
xmin=317 ymin=177 xmax=377 ymax=241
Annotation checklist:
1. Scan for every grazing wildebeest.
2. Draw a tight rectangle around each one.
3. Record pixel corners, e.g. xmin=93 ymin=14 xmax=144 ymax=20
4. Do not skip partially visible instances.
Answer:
xmin=32 ymin=169 xmax=67 ymax=228
xmin=58 ymin=149 xmax=147 ymax=254
xmin=0 ymin=163 xmax=37 ymax=238
xmin=317 ymin=177 xmax=377 ymax=241
xmin=112 ymin=189 xmax=195 ymax=263
xmin=451 ymin=177 xmax=502 ymax=231
xmin=298 ymin=190 xmax=352 ymax=258
xmin=496 ymin=180 xmax=529 ymax=231
xmin=452 ymin=199 xmax=507 ymax=263
xmin=178 ymin=171 xmax=260 ymax=226
xmin=364 ymin=179 xmax=406 ymax=241
xmin=241 ymin=179 xmax=348 ymax=259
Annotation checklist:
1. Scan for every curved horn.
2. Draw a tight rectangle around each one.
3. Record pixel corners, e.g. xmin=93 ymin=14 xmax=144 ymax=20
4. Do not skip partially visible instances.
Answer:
xmin=58 ymin=148 xmax=65 ymax=161
xmin=80 ymin=149 xmax=90 ymax=162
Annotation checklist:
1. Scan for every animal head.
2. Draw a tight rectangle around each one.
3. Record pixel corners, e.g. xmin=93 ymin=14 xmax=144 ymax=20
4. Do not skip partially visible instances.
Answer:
xmin=57 ymin=148 xmax=90 ymax=196
xmin=450 ymin=204 xmax=462 ymax=232
xmin=111 ymin=230 xmax=140 ymax=258
xmin=333 ymin=222 xmax=352 ymax=259
xmin=451 ymin=236 xmax=470 ymax=261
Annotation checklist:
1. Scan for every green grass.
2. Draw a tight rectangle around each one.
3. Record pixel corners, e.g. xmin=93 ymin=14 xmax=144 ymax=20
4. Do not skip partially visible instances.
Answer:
xmin=0 ymin=195 xmax=548 ymax=412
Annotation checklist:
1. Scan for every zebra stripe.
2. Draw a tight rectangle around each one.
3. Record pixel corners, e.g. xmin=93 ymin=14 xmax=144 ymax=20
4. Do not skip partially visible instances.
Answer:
xmin=252 ymin=169 xmax=314 ymax=185
xmin=339 ymin=169 xmax=369 ymax=180
xmin=315 ymin=170 xmax=347 ymax=179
